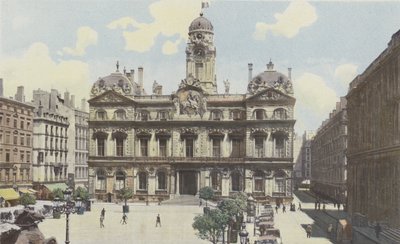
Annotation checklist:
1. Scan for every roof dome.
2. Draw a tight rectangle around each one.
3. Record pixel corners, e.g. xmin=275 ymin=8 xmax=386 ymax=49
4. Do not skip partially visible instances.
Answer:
xmin=90 ymin=71 xmax=140 ymax=97
xmin=189 ymin=14 xmax=213 ymax=33
xmin=248 ymin=61 xmax=293 ymax=95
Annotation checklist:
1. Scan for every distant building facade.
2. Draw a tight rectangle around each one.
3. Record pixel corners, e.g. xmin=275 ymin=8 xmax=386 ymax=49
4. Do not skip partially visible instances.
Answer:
xmin=0 ymin=84 xmax=35 ymax=206
xmin=301 ymin=131 xmax=314 ymax=182
xmin=31 ymin=89 xmax=88 ymax=197
xmin=347 ymin=29 xmax=400 ymax=227
xmin=88 ymin=14 xmax=296 ymax=204
xmin=311 ymin=98 xmax=347 ymax=204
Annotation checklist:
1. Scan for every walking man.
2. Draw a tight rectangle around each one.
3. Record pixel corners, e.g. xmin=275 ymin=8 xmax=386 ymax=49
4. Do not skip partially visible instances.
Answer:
xmin=282 ymin=205 xmax=286 ymax=213
xmin=100 ymin=214 xmax=105 ymax=228
xmin=318 ymin=202 xmax=321 ymax=210
xmin=375 ymin=223 xmax=382 ymax=239
xmin=101 ymin=208 xmax=106 ymax=218
xmin=275 ymin=205 xmax=278 ymax=214
xmin=306 ymin=224 xmax=312 ymax=238
xmin=314 ymin=201 xmax=317 ymax=210
xmin=120 ymin=213 xmax=128 ymax=225
xmin=156 ymin=214 xmax=161 ymax=227
xmin=298 ymin=202 xmax=302 ymax=210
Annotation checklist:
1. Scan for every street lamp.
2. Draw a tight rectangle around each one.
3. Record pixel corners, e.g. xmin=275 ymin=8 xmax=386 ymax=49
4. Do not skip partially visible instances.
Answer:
xmin=239 ymin=223 xmax=249 ymax=244
xmin=52 ymin=188 xmax=82 ymax=244
xmin=221 ymin=223 xmax=226 ymax=244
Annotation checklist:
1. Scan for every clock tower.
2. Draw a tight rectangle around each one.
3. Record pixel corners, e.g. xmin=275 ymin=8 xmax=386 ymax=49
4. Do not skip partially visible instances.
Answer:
xmin=186 ymin=13 xmax=217 ymax=94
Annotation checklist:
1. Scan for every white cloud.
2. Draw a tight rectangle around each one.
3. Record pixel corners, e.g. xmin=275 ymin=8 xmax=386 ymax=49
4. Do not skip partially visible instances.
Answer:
xmin=162 ymin=39 xmax=182 ymax=55
xmin=62 ymin=26 xmax=98 ymax=56
xmin=107 ymin=0 xmax=201 ymax=54
xmin=0 ymin=42 xmax=91 ymax=102
xmin=253 ymin=1 xmax=317 ymax=40
xmin=12 ymin=15 xmax=30 ymax=30
xmin=334 ymin=63 xmax=358 ymax=87
xmin=294 ymin=72 xmax=338 ymax=119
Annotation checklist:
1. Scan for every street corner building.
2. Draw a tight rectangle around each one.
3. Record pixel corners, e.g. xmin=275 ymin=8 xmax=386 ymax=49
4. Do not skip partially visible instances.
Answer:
xmin=87 ymin=13 xmax=296 ymax=205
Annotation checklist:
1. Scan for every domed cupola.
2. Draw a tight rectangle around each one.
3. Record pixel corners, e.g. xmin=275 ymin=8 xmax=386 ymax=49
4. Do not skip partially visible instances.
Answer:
xmin=189 ymin=13 xmax=213 ymax=34
xmin=247 ymin=60 xmax=294 ymax=95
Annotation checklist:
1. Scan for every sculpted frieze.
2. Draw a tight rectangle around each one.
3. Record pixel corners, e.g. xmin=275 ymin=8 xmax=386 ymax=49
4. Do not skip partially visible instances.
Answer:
xmin=175 ymin=74 xmax=207 ymax=117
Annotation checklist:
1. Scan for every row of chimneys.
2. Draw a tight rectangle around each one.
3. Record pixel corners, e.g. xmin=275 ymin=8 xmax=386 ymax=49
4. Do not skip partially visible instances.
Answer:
xmin=247 ymin=63 xmax=292 ymax=82
xmin=123 ymin=66 xmax=144 ymax=91
xmin=63 ymin=91 xmax=87 ymax=111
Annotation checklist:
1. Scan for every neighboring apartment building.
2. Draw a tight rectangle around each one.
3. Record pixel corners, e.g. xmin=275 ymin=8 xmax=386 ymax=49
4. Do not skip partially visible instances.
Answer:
xmin=301 ymin=131 xmax=314 ymax=181
xmin=31 ymin=89 xmax=88 ymax=197
xmin=347 ymin=29 xmax=400 ymax=227
xmin=74 ymin=107 xmax=89 ymax=188
xmin=311 ymin=98 xmax=347 ymax=204
xmin=88 ymin=13 xmax=296 ymax=204
xmin=0 ymin=84 xmax=35 ymax=206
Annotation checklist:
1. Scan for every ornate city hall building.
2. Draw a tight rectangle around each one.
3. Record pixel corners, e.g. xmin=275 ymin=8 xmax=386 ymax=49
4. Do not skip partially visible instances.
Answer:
xmin=88 ymin=14 xmax=296 ymax=204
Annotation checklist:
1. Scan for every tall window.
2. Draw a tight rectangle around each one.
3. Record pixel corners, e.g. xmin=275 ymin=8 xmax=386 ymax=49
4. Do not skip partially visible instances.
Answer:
xmin=116 ymin=138 xmax=124 ymax=156
xmin=232 ymin=110 xmax=243 ymax=120
xmin=275 ymin=179 xmax=285 ymax=193
xmin=97 ymin=138 xmax=105 ymax=156
xmin=255 ymin=110 xmax=265 ymax=120
xmin=159 ymin=139 xmax=167 ymax=157
xmin=20 ymin=134 xmax=24 ymax=146
xmin=96 ymin=170 xmax=106 ymax=190
xmin=26 ymin=135 xmax=31 ymax=146
xmin=212 ymin=110 xmax=222 ymax=120
xmin=13 ymin=135 xmax=18 ymax=145
xmin=185 ymin=139 xmax=194 ymax=157
xmin=139 ymin=172 xmax=147 ymax=190
xmin=212 ymin=138 xmax=221 ymax=157
xmin=195 ymin=63 xmax=204 ymax=80
xmin=275 ymin=136 xmax=285 ymax=157
xmin=14 ymin=119 xmax=17 ymax=128
xmin=157 ymin=171 xmax=166 ymax=190
xmin=159 ymin=111 xmax=168 ymax=121
xmin=255 ymin=137 xmax=264 ymax=157
xmin=231 ymin=171 xmax=241 ymax=191
xmin=115 ymin=171 xmax=126 ymax=190
xmin=6 ymin=152 xmax=10 ymax=162
xmin=140 ymin=139 xmax=148 ymax=156
xmin=97 ymin=111 xmax=106 ymax=120
xmin=231 ymin=139 xmax=244 ymax=157
xmin=210 ymin=171 xmax=221 ymax=191
xmin=20 ymin=121 xmax=24 ymax=129
xmin=254 ymin=171 xmax=265 ymax=192
xmin=273 ymin=108 xmax=287 ymax=119
xmin=141 ymin=112 xmax=149 ymax=121
xmin=115 ymin=110 xmax=126 ymax=120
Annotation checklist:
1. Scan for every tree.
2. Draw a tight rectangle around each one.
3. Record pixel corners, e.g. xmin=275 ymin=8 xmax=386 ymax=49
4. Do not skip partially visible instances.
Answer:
xmin=52 ymin=188 xmax=64 ymax=200
xmin=20 ymin=193 xmax=36 ymax=207
xmin=118 ymin=187 xmax=133 ymax=207
xmin=192 ymin=209 xmax=228 ymax=244
xmin=199 ymin=186 xmax=214 ymax=207
xmin=73 ymin=186 xmax=89 ymax=201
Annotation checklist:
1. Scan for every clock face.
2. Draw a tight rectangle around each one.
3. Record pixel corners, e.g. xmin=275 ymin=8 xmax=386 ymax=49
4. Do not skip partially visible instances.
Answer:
xmin=193 ymin=47 xmax=205 ymax=58
xmin=196 ymin=33 xmax=203 ymax=39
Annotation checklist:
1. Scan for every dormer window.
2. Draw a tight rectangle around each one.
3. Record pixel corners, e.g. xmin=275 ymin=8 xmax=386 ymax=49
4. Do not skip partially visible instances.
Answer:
xmin=159 ymin=111 xmax=168 ymax=121
xmin=232 ymin=110 xmax=243 ymax=120
xmin=141 ymin=111 xmax=149 ymax=121
xmin=211 ymin=110 xmax=222 ymax=121
xmin=97 ymin=110 xmax=107 ymax=120
xmin=255 ymin=109 xmax=265 ymax=120
xmin=273 ymin=108 xmax=288 ymax=120
xmin=115 ymin=109 xmax=126 ymax=120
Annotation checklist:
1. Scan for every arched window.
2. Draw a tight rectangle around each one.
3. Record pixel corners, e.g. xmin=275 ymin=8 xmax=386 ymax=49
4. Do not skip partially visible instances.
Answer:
xmin=254 ymin=109 xmax=265 ymax=120
xmin=115 ymin=170 xmax=126 ymax=190
xmin=253 ymin=171 xmax=265 ymax=192
xmin=115 ymin=109 xmax=126 ymax=120
xmin=211 ymin=110 xmax=223 ymax=120
xmin=210 ymin=171 xmax=221 ymax=191
xmin=273 ymin=108 xmax=288 ymax=120
xmin=157 ymin=171 xmax=167 ymax=190
xmin=96 ymin=169 xmax=106 ymax=190
xmin=231 ymin=171 xmax=242 ymax=192
xmin=96 ymin=110 xmax=107 ymax=120
xmin=274 ymin=170 xmax=286 ymax=193
xmin=138 ymin=172 xmax=148 ymax=190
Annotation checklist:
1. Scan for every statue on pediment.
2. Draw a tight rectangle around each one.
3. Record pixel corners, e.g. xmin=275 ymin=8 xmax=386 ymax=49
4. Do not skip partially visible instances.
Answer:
xmin=179 ymin=74 xmax=201 ymax=89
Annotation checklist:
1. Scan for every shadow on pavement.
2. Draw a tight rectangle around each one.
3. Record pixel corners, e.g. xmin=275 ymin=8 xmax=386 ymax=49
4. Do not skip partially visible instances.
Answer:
xmin=294 ymin=190 xmax=315 ymax=203
xmin=300 ymin=223 xmax=329 ymax=238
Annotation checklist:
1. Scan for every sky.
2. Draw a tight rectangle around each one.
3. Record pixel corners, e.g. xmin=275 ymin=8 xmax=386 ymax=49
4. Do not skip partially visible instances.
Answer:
xmin=1 ymin=0 xmax=400 ymax=134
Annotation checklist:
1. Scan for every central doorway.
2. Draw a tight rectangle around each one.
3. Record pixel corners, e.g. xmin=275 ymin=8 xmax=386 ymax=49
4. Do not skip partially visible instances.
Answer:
xmin=179 ymin=171 xmax=197 ymax=195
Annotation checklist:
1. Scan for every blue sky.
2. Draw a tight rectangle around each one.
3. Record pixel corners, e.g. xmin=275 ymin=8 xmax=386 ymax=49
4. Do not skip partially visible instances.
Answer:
xmin=1 ymin=0 xmax=400 ymax=134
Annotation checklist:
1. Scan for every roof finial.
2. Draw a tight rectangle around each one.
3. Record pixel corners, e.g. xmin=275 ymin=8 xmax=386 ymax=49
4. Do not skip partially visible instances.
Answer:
xmin=267 ymin=59 xmax=274 ymax=71
xmin=123 ymin=66 xmax=126 ymax=74
xmin=116 ymin=61 xmax=119 ymax=72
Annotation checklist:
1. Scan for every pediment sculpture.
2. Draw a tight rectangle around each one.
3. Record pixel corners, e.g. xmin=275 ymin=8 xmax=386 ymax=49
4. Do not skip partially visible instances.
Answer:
xmin=175 ymin=74 xmax=207 ymax=117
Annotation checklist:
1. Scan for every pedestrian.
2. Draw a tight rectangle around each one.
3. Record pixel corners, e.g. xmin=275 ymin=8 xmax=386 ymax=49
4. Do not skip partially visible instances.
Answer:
xmin=323 ymin=203 xmax=326 ymax=211
xmin=100 ymin=215 xmax=105 ymax=228
xmin=120 ymin=213 xmax=128 ymax=225
xmin=101 ymin=208 xmax=105 ymax=218
xmin=306 ymin=224 xmax=312 ymax=238
xmin=314 ymin=201 xmax=317 ymax=210
xmin=375 ymin=223 xmax=382 ymax=239
xmin=337 ymin=203 xmax=341 ymax=211
xmin=156 ymin=214 xmax=161 ymax=227
xmin=333 ymin=201 xmax=336 ymax=208
xmin=199 ymin=199 xmax=202 ymax=207
xmin=318 ymin=202 xmax=321 ymax=210
xmin=327 ymin=223 xmax=333 ymax=239
xmin=282 ymin=205 xmax=286 ymax=213
xmin=275 ymin=205 xmax=278 ymax=214
xmin=298 ymin=202 xmax=302 ymax=210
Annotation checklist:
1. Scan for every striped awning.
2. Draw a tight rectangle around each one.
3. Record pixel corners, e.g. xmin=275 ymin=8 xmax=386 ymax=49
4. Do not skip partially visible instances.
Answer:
xmin=0 ymin=188 xmax=20 ymax=201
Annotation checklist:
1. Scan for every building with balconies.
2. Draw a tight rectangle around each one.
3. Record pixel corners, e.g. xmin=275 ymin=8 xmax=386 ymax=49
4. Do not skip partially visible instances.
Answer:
xmin=88 ymin=13 xmax=296 ymax=204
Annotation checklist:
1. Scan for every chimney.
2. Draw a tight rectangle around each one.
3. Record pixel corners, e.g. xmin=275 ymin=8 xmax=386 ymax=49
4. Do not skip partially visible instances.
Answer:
xmin=81 ymin=98 xmax=86 ymax=112
xmin=248 ymin=63 xmax=253 ymax=82
xmin=288 ymin=67 xmax=292 ymax=80
xmin=130 ymin=69 xmax=135 ymax=83
xmin=138 ymin=67 xmax=144 ymax=90
xmin=38 ymin=100 xmax=43 ymax=117
xmin=0 ymin=78 xmax=3 ymax=97
xmin=15 ymin=86 xmax=25 ymax=102
xmin=64 ymin=91 xmax=70 ymax=107
xmin=70 ymin=95 xmax=75 ymax=109
xmin=50 ymin=89 xmax=58 ymax=111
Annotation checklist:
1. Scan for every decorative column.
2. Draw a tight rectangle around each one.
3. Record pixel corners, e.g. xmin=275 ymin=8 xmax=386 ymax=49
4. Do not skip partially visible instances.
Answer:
xmin=176 ymin=171 xmax=180 ymax=195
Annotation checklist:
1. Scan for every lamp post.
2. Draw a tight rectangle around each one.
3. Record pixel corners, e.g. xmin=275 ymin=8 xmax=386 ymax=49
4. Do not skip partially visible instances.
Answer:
xmin=52 ymin=188 xmax=82 ymax=244
xmin=239 ymin=222 xmax=249 ymax=244
xmin=221 ymin=223 xmax=226 ymax=244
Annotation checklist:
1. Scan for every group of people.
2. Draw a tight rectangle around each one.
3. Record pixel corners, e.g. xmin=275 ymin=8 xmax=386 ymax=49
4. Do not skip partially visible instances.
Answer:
xmin=274 ymin=202 xmax=302 ymax=214
xmin=99 ymin=208 xmax=161 ymax=228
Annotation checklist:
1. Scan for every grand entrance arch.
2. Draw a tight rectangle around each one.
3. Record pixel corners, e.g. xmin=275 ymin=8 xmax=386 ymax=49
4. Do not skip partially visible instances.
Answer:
xmin=179 ymin=171 xmax=198 ymax=195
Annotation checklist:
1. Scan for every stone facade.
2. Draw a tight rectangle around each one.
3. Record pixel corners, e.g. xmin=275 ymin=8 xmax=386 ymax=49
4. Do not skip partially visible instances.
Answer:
xmin=347 ymin=29 xmax=400 ymax=228
xmin=0 ymin=91 xmax=35 ymax=192
xmin=300 ymin=131 xmax=314 ymax=181
xmin=74 ymin=108 xmax=89 ymax=188
xmin=88 ymin=14 xmax=296 ymax=204
xmin=310 ymin=98 xmax=347 ymax=204
xmin=31 ymin=89 xmax=89 ymax=194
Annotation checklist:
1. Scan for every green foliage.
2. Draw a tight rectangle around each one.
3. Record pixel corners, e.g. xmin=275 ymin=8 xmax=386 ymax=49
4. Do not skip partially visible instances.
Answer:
xmin=52 ymin=188 xmax=64 ymax=200
xmin=19 ymin=193 xmax=36 ymax=207
xmin=218 ymin=192 xmax=247 ymax=218
xmin=231 ymin=192 xmax=247 ymax=212
xmin=199 ymin=186 xmax=214 ymax=207
xmin=192 ymin=209 xmax=228 ymax=244
xmin=73 ymin=186 xmax=89 ymax=201
xmin=118 ymin=187 xmax=133 ymax=205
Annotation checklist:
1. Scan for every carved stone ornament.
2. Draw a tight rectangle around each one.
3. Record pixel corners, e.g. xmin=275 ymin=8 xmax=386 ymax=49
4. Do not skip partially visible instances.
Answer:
xmin=250 ymin=128 xmax=269 ymax=135
xmin=179 ymin=128 xmax=199 ymax=134
xmin=175 ymin=76 xmax=207 ymax=117
xmin=247 ymin=76 xmax=293 ymax=95
xmin=227 ymin=128 xmax=245 ymax=135
xmin=135 ymin=128 xmax=153 ymax=134
xmin=91 ymin=79 xmax=132 ymax=96
xmin=155 ymin=128 xmax=171 ymax=135
xmin=93 ymin=128 xmax=109 ymax=133
xmin=96 ymin=92 xmax=124 ymax=103
xmin=258 ymin=90 xmax=284 ymax=101
xmin=271 ymin=127 xmax=292 ymax=134
xmin=112 ymin=128 xmax=129 ymax=134
xmin=208 ymin=128 xmax=226 ymax=134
